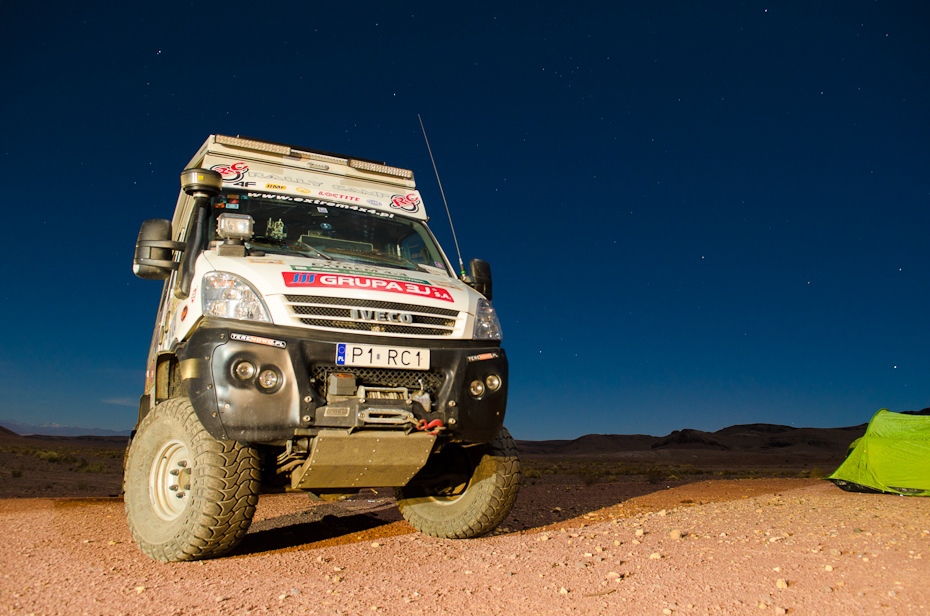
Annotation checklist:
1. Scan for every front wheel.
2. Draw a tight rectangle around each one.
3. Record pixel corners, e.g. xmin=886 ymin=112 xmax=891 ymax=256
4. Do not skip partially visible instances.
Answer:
xmin=123 ymin=397 xmax=260 ymax=562
xmin=395 ymin=427 xmax=522 ymax=539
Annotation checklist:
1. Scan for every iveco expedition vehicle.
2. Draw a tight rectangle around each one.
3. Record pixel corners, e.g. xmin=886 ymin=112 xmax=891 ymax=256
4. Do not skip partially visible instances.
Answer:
xmin=126 ymin=134 xmax=521 ymax=562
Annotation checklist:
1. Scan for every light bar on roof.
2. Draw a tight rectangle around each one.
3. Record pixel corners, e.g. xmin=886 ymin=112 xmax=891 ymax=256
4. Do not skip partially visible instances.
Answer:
xmin=295 ymin=150 xmax=347 ymax=165
xmin=349 ymin=159 xmax=414 ymax=179
xmin=215 ymin=135 xmax=292 ymax=156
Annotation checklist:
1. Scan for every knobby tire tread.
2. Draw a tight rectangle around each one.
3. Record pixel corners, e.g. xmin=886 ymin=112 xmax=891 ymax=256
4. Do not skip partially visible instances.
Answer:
xmin=124 ymin=397 xmax=260 ymax=562
xmin=396 ymin=427 xmax=522 ymax=539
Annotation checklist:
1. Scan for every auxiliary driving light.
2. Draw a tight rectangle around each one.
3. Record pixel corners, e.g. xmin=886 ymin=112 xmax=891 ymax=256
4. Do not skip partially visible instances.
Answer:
xmin=485 ymin=374 xmax=502 ymax=391
xmin=234 ymin=361 xmax=256 ymax=380
xmin=217 ymin=213 xmax=255 ymax=241
xmin=469 ymin=380 xmax=485 ymax=397
xmin=257 ymin=369 xmax=280 ymax=390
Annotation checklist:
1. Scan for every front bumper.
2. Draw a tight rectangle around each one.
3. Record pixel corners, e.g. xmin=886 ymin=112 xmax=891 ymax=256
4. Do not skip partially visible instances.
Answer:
xmin=176 ymin=318 xmax=508 ymax=444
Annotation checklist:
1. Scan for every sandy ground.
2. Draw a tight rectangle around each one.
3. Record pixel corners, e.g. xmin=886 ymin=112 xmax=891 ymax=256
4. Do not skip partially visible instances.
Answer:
xmin=1 ymin=476 xmax=928 ymax=615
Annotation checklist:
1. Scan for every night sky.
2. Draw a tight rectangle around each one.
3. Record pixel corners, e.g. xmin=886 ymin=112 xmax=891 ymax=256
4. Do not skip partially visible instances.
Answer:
xmin=2 ymin=2 xmax=928 ymax=439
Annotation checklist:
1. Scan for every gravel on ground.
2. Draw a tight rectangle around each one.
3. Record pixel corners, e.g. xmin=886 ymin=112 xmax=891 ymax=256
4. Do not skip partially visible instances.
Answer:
xmin=1 ymin=478 xmax=928 ymax=615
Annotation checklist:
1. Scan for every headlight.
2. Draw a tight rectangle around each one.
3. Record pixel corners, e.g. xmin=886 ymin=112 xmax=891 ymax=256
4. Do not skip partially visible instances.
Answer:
xmin=202 ymin=272 xmax=271 ymax=322
xmin=473 ymin=298 xmax=502 ymax=340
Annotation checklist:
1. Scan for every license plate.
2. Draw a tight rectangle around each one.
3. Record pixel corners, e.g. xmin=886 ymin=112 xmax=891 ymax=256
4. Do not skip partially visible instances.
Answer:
xmin=336 ymin=343 xmax=430 ymax=370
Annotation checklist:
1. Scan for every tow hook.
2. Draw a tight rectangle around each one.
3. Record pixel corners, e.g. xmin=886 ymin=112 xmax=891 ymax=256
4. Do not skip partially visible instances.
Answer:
xmin=416 ymin=418 xmax=445 ymax=435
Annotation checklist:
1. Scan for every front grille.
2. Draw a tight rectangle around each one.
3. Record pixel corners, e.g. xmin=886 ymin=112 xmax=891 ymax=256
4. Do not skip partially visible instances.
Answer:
xmin=312 ymin=365 xmax=445 ymax=398
xmin=286 ymin=295 xmax=458 ymax=317
xmin=283 ymin=295 xmax=461 ymax=337
xmin=297 ymin=318 xmax=452 ymax=337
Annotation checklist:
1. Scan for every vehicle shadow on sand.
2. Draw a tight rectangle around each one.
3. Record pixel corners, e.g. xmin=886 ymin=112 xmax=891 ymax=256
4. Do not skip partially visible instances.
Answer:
xmin=232 ymin=503 xmax=411 ymax=557
xmin=231 ymin=478 xmax=695 ymax=556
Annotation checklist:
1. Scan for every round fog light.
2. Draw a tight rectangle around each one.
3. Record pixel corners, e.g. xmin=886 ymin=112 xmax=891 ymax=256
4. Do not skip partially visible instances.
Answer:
xmin=234 ymin=361 xmax=256 ymax=380
xmin=257 ymin=369 xmax=280 ymax=390
xmin=485 ymin=374 xmax=502 ymax=391
xmin=469 ymin=379 xmax=485 ymax=397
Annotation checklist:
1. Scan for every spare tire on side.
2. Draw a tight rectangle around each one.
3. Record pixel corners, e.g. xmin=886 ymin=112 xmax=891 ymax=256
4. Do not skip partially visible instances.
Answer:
xmin=124 ymin=397 xmax=260 ymax=562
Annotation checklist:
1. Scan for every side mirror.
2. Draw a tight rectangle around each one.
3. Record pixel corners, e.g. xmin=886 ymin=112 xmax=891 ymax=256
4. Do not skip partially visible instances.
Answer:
xmin=468 ymin=258 xmax=493 ymax=300
xmin=132 ymin=219 xmax=186 ymax=280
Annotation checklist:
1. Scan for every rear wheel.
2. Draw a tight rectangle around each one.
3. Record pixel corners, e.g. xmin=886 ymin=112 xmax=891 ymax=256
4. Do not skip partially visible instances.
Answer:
xmin=123 ymin=397 xmax=260 ymax=561
xmin=395 ymin=427 xmax=522 ymax=539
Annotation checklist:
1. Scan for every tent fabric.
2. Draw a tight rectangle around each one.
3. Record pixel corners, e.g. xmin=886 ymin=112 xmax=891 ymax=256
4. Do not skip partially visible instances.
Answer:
xmin=829 ymin=409 xmax=930 ymax=497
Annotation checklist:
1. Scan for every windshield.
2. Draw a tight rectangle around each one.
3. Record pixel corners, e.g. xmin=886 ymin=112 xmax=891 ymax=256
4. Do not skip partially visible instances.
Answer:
xmin=209 ymin=191 xmax=451 ymax=275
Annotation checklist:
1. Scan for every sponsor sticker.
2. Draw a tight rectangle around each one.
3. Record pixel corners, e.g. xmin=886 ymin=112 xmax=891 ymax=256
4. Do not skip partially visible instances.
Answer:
xmin=283 ymin=272 xmax=454 ymax=302
xmin=390 ymin=193 xmax=421 ymax=213
xmin=317 ymin=190 xmax=360 ymax=202
xmin=265 ymin=183 xmax=287 ymax=190
xmin=289 ymin=263 xmax=430 ymax=284
xmin=230 ymin=332 xmax=287 ymax=349
xmin=245 ymin=193 xmax=395 ymax=218
xmin=211 ymin=162 xmax=248 ymax=182
xmin=467 ymin=352 xmax=501 ymax=363
xmin=250 ymin=171 xmax=321 ymax=187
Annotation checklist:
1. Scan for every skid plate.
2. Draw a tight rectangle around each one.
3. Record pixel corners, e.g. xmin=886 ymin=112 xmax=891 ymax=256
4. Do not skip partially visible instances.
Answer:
xmin=291 ymin=429 xmax=436 ymax=490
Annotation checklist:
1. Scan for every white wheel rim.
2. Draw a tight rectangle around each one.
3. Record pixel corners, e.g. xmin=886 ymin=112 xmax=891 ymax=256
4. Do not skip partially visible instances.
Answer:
xmin=149 ymin=439 xmax=192 ymax=521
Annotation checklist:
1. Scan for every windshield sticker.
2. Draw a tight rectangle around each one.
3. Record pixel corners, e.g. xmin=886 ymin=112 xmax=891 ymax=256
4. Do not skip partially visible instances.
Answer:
xmin=283 ymin=272 xmax=454 ymax=302
xmin=245 ymin=193 xmax=395 ymax=218
xmin=390 ymin=193 xmax=421 ymax=213
xmin=317 ymin=207 xmax=329 ymax=213
xmin=230 ymin=332 xmax=287 ymax=349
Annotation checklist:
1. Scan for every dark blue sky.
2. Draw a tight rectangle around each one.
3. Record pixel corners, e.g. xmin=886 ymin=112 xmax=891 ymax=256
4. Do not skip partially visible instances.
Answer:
xmin=2 ymin=2 xmax=928 ymax=439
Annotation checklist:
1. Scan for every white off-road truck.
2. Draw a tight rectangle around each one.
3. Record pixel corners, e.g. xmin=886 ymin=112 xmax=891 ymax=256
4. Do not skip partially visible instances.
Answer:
xmin=126 ymin=134 xmax=521 ymax=562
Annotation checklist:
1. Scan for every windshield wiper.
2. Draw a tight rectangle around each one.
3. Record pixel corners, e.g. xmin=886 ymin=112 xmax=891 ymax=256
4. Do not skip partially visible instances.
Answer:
xmin=389 ymin=254 xmax=430 ymax=273
xmin=332 ymin=250 xmax=427 ymax=272
xmin=247 ymin=236 xmax=334 ymax=260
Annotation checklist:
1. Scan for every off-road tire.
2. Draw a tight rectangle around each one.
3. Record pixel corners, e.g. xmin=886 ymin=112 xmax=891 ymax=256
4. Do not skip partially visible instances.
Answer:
xmin=123 ymin=397 xmax=260 ymax=562
xmin=395 ymin=427 xmax=522 ymax=539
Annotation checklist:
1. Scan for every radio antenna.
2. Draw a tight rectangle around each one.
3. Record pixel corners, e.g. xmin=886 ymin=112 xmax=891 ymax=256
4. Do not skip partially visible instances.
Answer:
xmin=418 ymin=114 xmax=466 ymax=278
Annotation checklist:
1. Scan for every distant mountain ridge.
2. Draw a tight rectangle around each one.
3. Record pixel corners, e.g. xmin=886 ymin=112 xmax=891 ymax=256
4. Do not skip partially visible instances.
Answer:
xmin=518 ymin=407 xmax=930 ymax=455
xmin=515 ymin=421 xmax=879 ymax=456
xmin=2 ymin=407 xmax=926 ymax=442
xmin=0 ymin=420 xmax=132 ymax=438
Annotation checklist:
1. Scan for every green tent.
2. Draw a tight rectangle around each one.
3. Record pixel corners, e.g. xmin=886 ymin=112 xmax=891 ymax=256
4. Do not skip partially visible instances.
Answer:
xmin=829 ymin=409 xmax=930 ymax=496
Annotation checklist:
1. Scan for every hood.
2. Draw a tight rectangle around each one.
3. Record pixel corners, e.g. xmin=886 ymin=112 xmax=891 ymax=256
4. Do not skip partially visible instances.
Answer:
xmin=204 ymin=252 xmax=478 ymax=315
